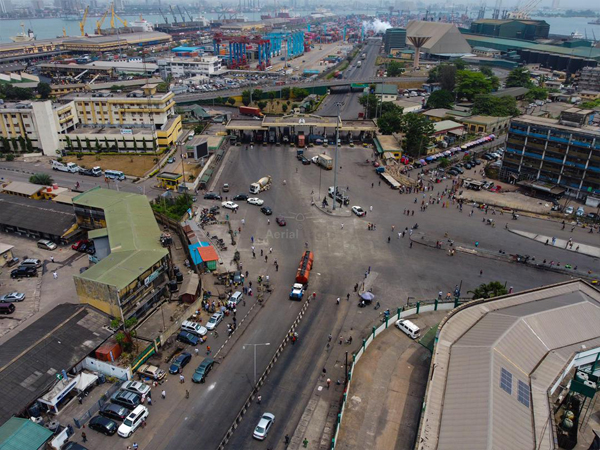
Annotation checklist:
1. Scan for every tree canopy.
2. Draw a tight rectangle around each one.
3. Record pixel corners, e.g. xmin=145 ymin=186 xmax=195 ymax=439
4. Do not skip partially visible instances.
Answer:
xmin=37 ymin=82 xmax=51 ymax=99
xmin=472 ymin=94 xmax=520 ymax=117
xmin=400 ymin=113 xmax=435 ymax=157
xmin=427 ymin=64 xmax=457 ymax=91
xmin=506 ymin=67 xmax=533 ymax=88
xmin=29 ymin=173 xmax=54 ymax=186
xmin=468 ymin=281 xmax=508 ymax=300
xmin=387 ymin=60 xmax=405 ymax=77
xmin=359 ymin=94 xmax=379 ymax=118
xmin=456 ymin=71 xmax=493 ymax=101
xmin=377 ymin=109 xmax=403 ymax=135
xmin=426 ymin=89 xmax=454 ymax=109
xmin=524 ymin=87 xmax=548 ymax=101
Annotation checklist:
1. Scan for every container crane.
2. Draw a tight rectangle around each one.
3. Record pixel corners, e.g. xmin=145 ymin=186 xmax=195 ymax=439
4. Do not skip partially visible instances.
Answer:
xmin=507 ymin=0 xmax=542 ymax=19
xmin=158 ymin=8 xmax=169 ymax=24
xmin=111 ymin=3 xmax=128 ymax=28
xmin=96 ymin=4 xmax=110 ymax=35
xmin=79 ymin=6 xmax=89 ymax=36
xmin=169 ymin=5 xmax=178 ymax=24
xmin=183 ymin=7 xmax=194 ymax=22
xmin=177 ymin=6 xmax=186 ymax=23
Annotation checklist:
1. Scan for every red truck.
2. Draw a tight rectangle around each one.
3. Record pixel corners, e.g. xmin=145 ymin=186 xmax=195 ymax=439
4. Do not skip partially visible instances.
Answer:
xmin=239 ymin=106 xmax=263 ymax=117
xmin=297 ymin=135 xmax=306 ymax=148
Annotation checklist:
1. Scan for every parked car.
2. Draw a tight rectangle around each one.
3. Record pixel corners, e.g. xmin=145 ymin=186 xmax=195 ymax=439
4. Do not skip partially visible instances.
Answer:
xmin=167 ymin=157 xmax=175 ymax=164
xmin=11 ymin=266 xmax=37 ymax=279
xmin=111 ymin=390 xmax=142 ymax=410
xmin=564 ymin=206 xmax=574 ymax=215
xmin=276 ymin=217 xmax=286 ymax=226
xmin=260 ymin=206 xmax=273 ymax=215
xmin=19 ymin=258 xmax=41 ymax=268
xmin=204 ymin=192 xmax=222 ymax=200
xmin=253 ymin=412 xmax=275 ymax=440
xmin=464 ymin=162 xmax=472 ymax=169
xmin=222 ymin=183 xmax=230 ymax=192
xmin=576 ymin=207 xmax=585 ymax=216
xmin=206 ymin=312 xmax=224 ymax=330
xmin=247 ymin=198 xmax=264 ymax=206
xmin=192 ymin=357 xmax=215 ymax=383
xmin=169 ymin=352 xmax=192 ymax=374
xmin=221 ymin=201 xmax=239 ymax=210
xmin=0 ymin=292 xmax=25 ymax=302
xmin=37 ymin=239 xmax=57 ymax=251
xmin=99 ymin=403 xmax=129 ymax=422
xmin=121 ymin=381 xmax=151 ymax=397
xmin=63 ymin=442 xmax=88 ymax=450
xmin=447 ymin=168 xmax=460 ymax=176
xmin=0 ymin=303 xmax=16 ymax=314
xmin=300 ymin=155 xmax=310 ymax=165
xmin=177 ymin=331 xmax=199 ymax=346
xmin=137 ymin=363 xmax=166 ymax=381
xmin=233 ymin=194 xmax=248 ymax=201
xmin=88 ymin=416 xmax=118 ymax=436
xmin=117 ymin=405 xmax=149 ymax=438
xmin=352 ymin=206 xmax=366 ymax=217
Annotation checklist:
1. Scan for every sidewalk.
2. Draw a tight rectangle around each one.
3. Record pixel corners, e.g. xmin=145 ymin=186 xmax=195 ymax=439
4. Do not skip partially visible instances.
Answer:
xmin=509 ymin=229 xmax=600 ymax=258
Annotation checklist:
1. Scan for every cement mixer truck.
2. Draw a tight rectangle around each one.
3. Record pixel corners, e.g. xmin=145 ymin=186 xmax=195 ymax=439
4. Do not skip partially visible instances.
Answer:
xmin=249 ymin=176 xmax=272 ymax=194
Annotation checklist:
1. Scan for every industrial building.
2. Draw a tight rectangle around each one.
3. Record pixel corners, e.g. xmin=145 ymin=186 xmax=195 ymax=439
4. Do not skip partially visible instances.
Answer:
xmin=383 ymin=28 xmax=407 ymax=54
xmin=72 ymin=188 xmax=170 ymax=320
xmin=405 ymin=21 xmax=472 ymax=57
xmin=417 ymin=280 xmax=600 ymax=450
xmin=373 ymin=84 xmax=398 ymax=102
xmin=157 ymin=56 xmax=223 ymax=78
xmin=461 ymin=34 xmax=600 ymax=71
xmin=469 ymin=18 xmax=550 ymax=40
xmin=502 ymin=109 xmax=600 ymax=199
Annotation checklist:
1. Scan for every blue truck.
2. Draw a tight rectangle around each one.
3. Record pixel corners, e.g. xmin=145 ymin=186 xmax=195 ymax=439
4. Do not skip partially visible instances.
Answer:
xmin=289 ymin=283 xmax=305 ymax=300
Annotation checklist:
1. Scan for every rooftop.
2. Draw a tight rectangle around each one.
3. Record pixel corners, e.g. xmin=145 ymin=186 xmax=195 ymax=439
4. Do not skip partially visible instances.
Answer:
xmin=72 ymin=188 xmax=168 ymax=290
xmin=422 ymin=108 xmax=452 ymax=118
xmin=418 ymin=280 xmax=600 ymax=450
xmin=433 ymin=120 xmax=464 ymax=133
xmin=0 ymin=181 xmax=44 ymax=197
xmin=374 ymin=84 xmax=398 ymax=95
xmin=0 ymin=417 xmax=53 ymax=450
xmin=0 ymin=304 xmax=111 ymax=426
xmin=511 ymin=114 xmax=600 ymax=137
xmin=491 ymin=86 xmax=530 ymax=98
xmin=0 ymin=194 xmax=76 ymax=238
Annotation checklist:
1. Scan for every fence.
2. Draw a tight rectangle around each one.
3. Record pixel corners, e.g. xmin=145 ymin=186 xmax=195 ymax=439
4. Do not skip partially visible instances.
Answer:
xmin=329 ymin=298 xmax=462 ymax=449
xmin=73 ymin=382 xmax=120 ymax=429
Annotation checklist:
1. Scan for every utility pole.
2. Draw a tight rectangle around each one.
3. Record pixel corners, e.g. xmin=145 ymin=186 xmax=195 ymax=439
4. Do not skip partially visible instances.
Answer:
xmin=332 ymin=101 xmax=343 ymax=210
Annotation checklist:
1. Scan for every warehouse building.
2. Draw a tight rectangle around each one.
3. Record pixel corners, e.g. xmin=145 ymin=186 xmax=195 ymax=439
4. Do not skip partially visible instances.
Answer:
xmin=72 ymin=188 xmax=170 ymax=320
xmin=469 ymin=18 xmax=550 ymax=40
xmin=417 ymin=280 xmax=600 ymax=450
xmin=502 ymin=109 xmax=600 ymax=199
xmin=383 ymin=28 xmax=407 ymax=54
xmin=406 ymin=21 xmax=472 ymax=57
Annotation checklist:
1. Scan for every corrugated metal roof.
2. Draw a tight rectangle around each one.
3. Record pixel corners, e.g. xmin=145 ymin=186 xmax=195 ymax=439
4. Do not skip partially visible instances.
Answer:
xmin=419 ymin=280 xmax=600 ymax=450
xmin=0 ymin=417 xmax=53 ymax=450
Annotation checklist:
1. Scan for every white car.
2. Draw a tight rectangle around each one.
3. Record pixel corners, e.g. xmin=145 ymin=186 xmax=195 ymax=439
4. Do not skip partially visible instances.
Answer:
xmin=311 ymin=156 xmax=319 ymax=164
xmin=247 ymin=197 xmax=264 ymax=206
xmin=253 ymin=412 xmax=275 ymax=440
xmin=564 ymin=206 xmax=574 ymax=215
xmin=352 ymin=206 xmax=366 ymax=217
xmin=206 ymin=312 xmax=224 ymax=330
xmin=0 ymin=292 xmax=25 ymax=302
xmin=121 ymin=380 xmax=151 ymax=397
xmin=221 ymin=201 xmax=239 ymax=210
xmin=117 ymin=405 xmax=148 ymax=438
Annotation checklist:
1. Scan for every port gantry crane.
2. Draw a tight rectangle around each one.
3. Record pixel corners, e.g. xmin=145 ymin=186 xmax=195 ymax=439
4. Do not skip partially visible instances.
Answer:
xmin=79 ymin=6 xmax=89 ymax=36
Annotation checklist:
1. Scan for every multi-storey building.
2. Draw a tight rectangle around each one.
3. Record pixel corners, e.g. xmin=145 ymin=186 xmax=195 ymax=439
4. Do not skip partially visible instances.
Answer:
xmin=383 ymin=28 xmax=407 ymax=54
xmin=157 ymin=56 xmax=223 ymax=79
xmin=0 ymin=100 xmax=78 ymax=156
xmin=502 ymin=109 xmax=600 ymax=199
xmin=578 ymin=67 xmax=600 ymax=92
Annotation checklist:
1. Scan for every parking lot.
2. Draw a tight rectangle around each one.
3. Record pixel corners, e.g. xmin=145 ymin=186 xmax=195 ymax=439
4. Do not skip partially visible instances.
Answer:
xmin=0 ymin=234 xmax=88 ymax=343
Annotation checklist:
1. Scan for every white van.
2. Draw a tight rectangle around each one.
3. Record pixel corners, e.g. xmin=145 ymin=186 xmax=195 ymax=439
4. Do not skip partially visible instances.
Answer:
xmin=395 ymin=319 xmax=421 ymax=339
xmin=105 ymin=169 xmax=125 ymax=181
xmin=228 ymin=291 xmax=243 ymax=308
xmin=117 ymin=405 xmax=149 ymax=437
xmin=181 ymin=320 xmax=207 ymax=337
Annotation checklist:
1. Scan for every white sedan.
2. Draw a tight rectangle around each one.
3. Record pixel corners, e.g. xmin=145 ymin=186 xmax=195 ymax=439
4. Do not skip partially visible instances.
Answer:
xmin=221 ymin=201 xmax=239 ymax=210
xmin=352 ymin=206 xmax=366 ymax=217
xmin=253 ymin=412 xmax=275 ymax=440
xmin=247 ymin=197 xmax=264 ymax=206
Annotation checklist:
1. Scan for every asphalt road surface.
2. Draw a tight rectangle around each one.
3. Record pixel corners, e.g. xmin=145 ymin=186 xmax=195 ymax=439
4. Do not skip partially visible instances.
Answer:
xmin=141 ymin=144 xmax=596 ymax=450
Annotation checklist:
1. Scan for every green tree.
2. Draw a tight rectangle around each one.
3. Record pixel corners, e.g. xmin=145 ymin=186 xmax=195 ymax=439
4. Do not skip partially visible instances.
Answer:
xmin=241 ymin=90 xmax=251 ymax=106
xmin=426 ymin=89 xmax=454 ymax=109
xmin=438 ymin=64 xmax=457 ymax=91
xmin=359 ymin=94 xmax=379 ymax=118
xmin=25 ymin=136 xmax=34 ymax=152
xmin=64 ymin=136 xmax=72 ymax=151
xmin=472 ymin=95 xmax=520 ymax=117
xmin=438 ymin=157 xmax=450 ymax=168
xmin=468 ymin=281 xmax=508 ymax=300
xmin=267 ymin=91 xmax=276 ymax=110
xmin=17 ymin=136 xmax=26 ymax=152
xmin=282 ymin=103 xmax=288 ymax=113
xmin=252 ymin=89 xmax=264 ymax=100
xmin=281 ymin=87 xmax=291 ymax=100
xmin=94 ymin=139 xmax=101 ymax=153
xmin=525 ymin=87 xmax=548 ymax=101
xmin=456 ymin=71 xmax=493 ymax=101
xmin=480 ymin=66 xmax=494 ymax=77
xmin=257 ymin=101 xmax=268 ymax=111
xmin=85 ymin=138 xmax=92 ymax=151
xmin=10 ymin=138 xmax=17 ymax=152
xmin=37 ymin=82 xmax=51 ymax=99
xmin=400 ymin=113 xmax=435 ymax=157
xmin=506 ymin=67 xmax=533 ymax=88
xmin=453 ymin=58 xmax=467 ymax=70
xmin=377 ymin=110 xmax=403 ymax=134
xmin=291 ymin=87 xmax=309 ymax=100
xmin=215 ymin=96 xmax=225 ymax=105
xmin=29 ymin=173 xmax=54 ymax=185
xmin=194 ymin=124 xmax=205 ymax=134
xmin=156 ymin=82 xmax=170 ymax=93
xmin=227 ymin=97 xmax=236 ymax=106
xmin=387 ymin=60 xmax=405 ymax=77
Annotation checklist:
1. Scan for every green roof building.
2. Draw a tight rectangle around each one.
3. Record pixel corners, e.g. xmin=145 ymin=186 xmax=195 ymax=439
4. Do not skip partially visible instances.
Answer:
xmin=0 ymin=417 xmax=53 ymax=450
xmin=72 ymin=187 xmax=169 ymax=320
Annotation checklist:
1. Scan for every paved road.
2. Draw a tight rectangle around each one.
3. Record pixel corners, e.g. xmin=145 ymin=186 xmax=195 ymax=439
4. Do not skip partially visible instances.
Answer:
xmin=138 ymin=144 xmax=596 ymax=450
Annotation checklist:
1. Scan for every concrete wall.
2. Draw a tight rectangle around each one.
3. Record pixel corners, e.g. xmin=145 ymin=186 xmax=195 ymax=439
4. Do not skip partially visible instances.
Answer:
xmin=74 ymin=276 xmax=120 ymax=318
xmin=81 ymin=356 xmax=132 ymax=381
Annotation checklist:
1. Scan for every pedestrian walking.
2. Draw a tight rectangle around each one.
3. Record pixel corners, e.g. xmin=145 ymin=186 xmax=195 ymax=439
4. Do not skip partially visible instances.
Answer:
xmin=265 ymin=255 xmax=268 ymax=263
xmin=257 ymin=395 xmax=262 ymax=404
xmin=369 ymin=205 xmax=373 ymax=212
xmin=186 ymin=390 xmax=189 ymax=399
xmin=269 ymin=247 xmax=273 ymax=253
xmin=180 ymin=374 xmax=185 ymax=383
xmin=206 ymin=346 xmax=211 ymax=355
xmin=132 ymin=443 xmax=138 ymax=450
xmin=339 ymin=336 xmax=343 ymax=345
xmin=242 ymin=218 xmax=245 ymax=226
xmin=267 ymin=219 xmax=270 ymax=225
xmin=341 ymin=223 xmax=344 ymax=229
xmin=195 ymin=348 xmax=199 ymax=357
xmin=346 ymin=293 xmax=350 ymax=301
xmin=147 ymin=396 xmax=152 ymax=406
xmin=387 ymin=236 xmax=391 ymax=243
xmin=50 ymin=256 xmax=54 ymax=263
xmin=410 ymin=241 xmax=413 ymax=248
xmin=53 ymin=271 xmax=58 ymax=279
xmin=82 ymin=432 xmax=87 ymax=443
xmin=480 ymin=269 xmax=483 ymax=276
xmin=251 ymin=236 xmax=254 ymax=243
xmin=327 ymin=378 xmax=331 ymax=389
xmin=354 ymin=283 xmax=358 ymax=292
xmin=161 ymin=390 xmax=166 ymax=399
xmin=261 ymin=249 xmax=264 ymax=256
xmin=336 ymin=297 xmax=340 ymax=305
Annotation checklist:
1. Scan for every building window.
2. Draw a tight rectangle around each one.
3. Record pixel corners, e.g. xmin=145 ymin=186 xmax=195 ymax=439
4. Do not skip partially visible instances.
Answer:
xmin=517 ymin=380 xmax=530 ymax=408
xmin=500 ymin=368 xmax=512 ymax=395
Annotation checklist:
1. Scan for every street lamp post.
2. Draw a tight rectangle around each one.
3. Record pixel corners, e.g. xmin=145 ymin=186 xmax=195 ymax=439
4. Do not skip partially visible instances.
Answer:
xmin=332 ymin=101 xmax=343 ymax=210
xmin=243 ymin=342 xmax=270 ymax=387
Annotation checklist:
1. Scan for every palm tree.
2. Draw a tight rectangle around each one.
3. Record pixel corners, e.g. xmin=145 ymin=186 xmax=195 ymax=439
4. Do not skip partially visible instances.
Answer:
xmin=467 ymin=281 xmax=508 ymax=300
xmin=268 ymin=92 xmax=276 ymax=112
xmin=29 ymin=173 xmax=54 ymax=185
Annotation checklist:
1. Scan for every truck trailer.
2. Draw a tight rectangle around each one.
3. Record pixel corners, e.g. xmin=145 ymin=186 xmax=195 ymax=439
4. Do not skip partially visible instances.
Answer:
xmin=52 ymin=160 xmax=80 ymax=173
xmin=317 ymin=154 xmax=333 ymax=170
xmin=239 ymin=106 xmax=263 ymax=117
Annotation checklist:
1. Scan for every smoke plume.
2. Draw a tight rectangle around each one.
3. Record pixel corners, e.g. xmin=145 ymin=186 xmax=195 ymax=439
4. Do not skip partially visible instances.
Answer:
xmin=362 ymin=19 xmax=393 ymax=34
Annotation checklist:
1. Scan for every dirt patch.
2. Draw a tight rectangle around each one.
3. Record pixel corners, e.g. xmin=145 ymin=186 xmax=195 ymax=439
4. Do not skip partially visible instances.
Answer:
xmin=63 ymin=154 xmax=159 ymax=177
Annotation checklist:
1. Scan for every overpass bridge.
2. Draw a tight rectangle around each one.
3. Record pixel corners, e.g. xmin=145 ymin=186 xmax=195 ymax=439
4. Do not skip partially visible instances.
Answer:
xmin=174 ymin=76 xmax=428 ymax=104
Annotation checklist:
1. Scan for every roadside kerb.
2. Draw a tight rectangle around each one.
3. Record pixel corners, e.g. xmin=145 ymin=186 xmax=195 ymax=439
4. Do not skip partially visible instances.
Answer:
xmin=216 ymin=296 xmax=312 ymax=450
